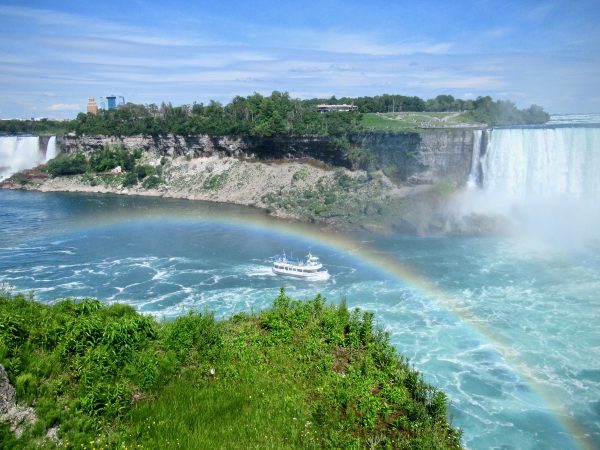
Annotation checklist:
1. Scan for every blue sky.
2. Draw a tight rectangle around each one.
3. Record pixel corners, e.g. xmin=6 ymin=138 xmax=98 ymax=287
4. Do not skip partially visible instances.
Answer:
xmin=1 ymin=0 xmax=599 ymax=118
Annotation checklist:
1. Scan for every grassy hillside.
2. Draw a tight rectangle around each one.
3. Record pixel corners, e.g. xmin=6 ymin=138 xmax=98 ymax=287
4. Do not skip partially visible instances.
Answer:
xmin=0 ymin=290 xmax=462 ymax=449
xmin=360 ymin=112 xmax=481 ymax=132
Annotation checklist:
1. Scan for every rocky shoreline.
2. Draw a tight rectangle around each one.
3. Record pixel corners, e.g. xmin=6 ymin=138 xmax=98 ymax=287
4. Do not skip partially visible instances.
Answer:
xmin=2 ymin=152 xmax=420 ymax=228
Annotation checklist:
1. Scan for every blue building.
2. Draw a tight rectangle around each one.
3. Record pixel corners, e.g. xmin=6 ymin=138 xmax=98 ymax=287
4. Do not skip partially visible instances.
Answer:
xmin=106 ymin=95 xmax=117 ymax=110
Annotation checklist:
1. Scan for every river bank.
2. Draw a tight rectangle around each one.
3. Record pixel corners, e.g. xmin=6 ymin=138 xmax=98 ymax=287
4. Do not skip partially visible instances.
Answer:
xmin=3 ymin=151 xmax=470 ymax=234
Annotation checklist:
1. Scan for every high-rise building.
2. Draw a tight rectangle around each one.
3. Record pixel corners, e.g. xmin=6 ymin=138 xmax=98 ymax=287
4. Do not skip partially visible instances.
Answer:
xmin=106 ymin=95 xmax=117 ymax=110
xmin=87 ymin=97 xmax=98 ymax=115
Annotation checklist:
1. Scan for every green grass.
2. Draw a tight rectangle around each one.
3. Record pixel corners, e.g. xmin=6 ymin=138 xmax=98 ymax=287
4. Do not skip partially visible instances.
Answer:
xmin=0 ymin=290 xmax=462 ymax=449
xmin=360 ymin=112 xmax=478 ymax=132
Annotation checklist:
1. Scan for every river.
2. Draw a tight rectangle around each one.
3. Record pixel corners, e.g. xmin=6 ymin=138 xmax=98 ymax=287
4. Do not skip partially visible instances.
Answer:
xmin=0 ymin=189 xmax=598 ymax=449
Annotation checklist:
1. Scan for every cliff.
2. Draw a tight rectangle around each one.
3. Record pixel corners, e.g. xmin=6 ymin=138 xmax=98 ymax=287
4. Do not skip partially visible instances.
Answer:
xmin=349 ymin=129 xmax=475 ymax=185
xmin=57 ymin=129 xmax=476 ymax=186
xmin=57 ymin=134 xmax=351 ymax=168
xmin=2 ymin=130 xmax=481 ymax=233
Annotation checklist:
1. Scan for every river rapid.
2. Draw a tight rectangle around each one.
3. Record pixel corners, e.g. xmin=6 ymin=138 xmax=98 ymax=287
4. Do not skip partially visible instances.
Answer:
xmin=0 ymin=189 xmax=598 ymax=449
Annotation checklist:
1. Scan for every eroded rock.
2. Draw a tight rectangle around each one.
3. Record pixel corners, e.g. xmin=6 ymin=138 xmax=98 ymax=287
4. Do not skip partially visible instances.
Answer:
xmin=0 ymin=364 xmax=37 ymax=438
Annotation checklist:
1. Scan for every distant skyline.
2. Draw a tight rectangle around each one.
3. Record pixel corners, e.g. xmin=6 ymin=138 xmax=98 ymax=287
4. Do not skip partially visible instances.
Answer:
xmin=1 ymin=0 xmax=599 ymax=118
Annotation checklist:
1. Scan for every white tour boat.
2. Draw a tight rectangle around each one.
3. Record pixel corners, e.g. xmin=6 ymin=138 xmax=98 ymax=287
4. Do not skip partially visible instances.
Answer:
xmin=270 ymin=252 xmax=330 ymax=280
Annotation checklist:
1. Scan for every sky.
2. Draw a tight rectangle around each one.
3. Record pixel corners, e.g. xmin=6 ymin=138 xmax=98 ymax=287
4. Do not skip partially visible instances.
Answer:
xmin=0 ymin=0 xmax=599 ymax=118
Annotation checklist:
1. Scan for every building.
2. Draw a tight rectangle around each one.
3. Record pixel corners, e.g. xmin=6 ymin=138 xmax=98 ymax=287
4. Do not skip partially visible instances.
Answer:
xmin=86 ymin=97 xmax=98 ymax=115
xmin=106 ymin=95 xmax=117 ymax=110
xmin=316 ymin=104 xmax=358 ymax=112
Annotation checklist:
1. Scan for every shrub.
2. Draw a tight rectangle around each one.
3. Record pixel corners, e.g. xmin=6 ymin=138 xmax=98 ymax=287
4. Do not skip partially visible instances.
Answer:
xmin=122 ymin=172 xmax=138 ymax=187
xmin=89 ymin=147 xmax=135 ymax=172
xmin=136 ymin=164 xmax=154 ymax=180
xmin=142 ymin=175 xmax=161 ymax=189
xmin=7 ymin=172 xmax=30 ymax=185
xmin=46 ymin=153 xmax=88 ymax=176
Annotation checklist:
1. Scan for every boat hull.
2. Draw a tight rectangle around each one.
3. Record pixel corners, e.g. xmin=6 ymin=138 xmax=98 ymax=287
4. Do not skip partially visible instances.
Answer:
xmin=272 ymin=267 xmax=330 ymax=280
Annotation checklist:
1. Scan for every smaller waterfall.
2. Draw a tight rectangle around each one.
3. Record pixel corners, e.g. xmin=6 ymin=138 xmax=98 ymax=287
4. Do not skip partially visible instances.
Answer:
xmin=0 ymin=135 xmax=57 ymax=181
xmin=45 ymin=136 xmax=57 ymax=162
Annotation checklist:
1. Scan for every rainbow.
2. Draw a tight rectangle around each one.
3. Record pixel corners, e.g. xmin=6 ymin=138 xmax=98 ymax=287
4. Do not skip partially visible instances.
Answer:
xmin=55 ymin=197 xmax=592 ymax=449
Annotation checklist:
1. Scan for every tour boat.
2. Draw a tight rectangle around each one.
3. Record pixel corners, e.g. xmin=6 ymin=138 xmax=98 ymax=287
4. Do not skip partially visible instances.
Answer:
xmin=270 ymin=252 xmax=330 ymax=280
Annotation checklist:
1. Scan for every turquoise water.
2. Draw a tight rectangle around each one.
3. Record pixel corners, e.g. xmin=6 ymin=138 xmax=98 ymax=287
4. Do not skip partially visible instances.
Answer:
xmin=1 ymin=190 xmax=598 ymax=449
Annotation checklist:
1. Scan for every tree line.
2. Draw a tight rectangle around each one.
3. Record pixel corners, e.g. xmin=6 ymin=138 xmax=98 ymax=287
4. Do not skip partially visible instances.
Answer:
xmin=0 ymin=92 xmax=549 ymax=137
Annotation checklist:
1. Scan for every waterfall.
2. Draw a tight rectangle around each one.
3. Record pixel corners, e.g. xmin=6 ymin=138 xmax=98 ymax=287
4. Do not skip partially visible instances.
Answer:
xmin=481 ymin=127 xmax=600 ymax=202
xmin=0 ymin=135 xmax=57 ymax=181
xmin=469 ymin=125 xmax=600 ymax=244
xmin=45 ymin=136 xmax=57 ymax=162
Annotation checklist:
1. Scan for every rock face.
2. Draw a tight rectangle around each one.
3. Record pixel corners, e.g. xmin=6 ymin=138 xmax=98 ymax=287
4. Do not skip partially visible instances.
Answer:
xmin=57 ymin=130 xmax=477 ymax=186
xmin=350 ymin=130 xmax=475 ymax=185
xmin=0 ymin=364 xmax=37 ymax=438
xmin=0 ymin=364 xmax=15 ymax=416
xmin=58 ymin=134 xmax=351 ymax=168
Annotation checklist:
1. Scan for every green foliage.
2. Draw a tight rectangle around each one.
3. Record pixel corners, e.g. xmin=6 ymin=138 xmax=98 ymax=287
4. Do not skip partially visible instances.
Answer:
xmin=135 ymin=164 xmax=154 ymax=180
xmin=142 ymin=175 xmax=161 ymax=189
xmin=45 ymin=153 xmax=88 ymax=176
xmin=6 ymin=172 xmax=30 ymax=185
xmin=0 ymin=290 xmax=461 ymax=449
xmin=0 ymin=119 xmax=71 ymax=135
xmin=3 ymin=93 xmax=547 ymax=142
xmin=69 ymin=92 xmax=363 ymax=137
xmin=88 ymin=146 xmax=135 ymax=172
xmin=122 ymin=171 xmax=138 ymax=187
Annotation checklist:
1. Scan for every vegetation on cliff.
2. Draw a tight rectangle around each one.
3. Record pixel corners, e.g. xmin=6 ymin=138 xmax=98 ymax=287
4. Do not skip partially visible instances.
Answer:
xmin=66 ymin=92 xmax=547 ymax=137
xmin=0 ymin=119 xmax=70 ymax=136
xmin=0 ymin=290 xmax=462 ymax=449
xmin=70 ymin=92 xmax=363 ymax=137
xmin=0 ymin=91 xmax=548 ymax=137
xmin=44 ymin=147 xmax=163 ymax=189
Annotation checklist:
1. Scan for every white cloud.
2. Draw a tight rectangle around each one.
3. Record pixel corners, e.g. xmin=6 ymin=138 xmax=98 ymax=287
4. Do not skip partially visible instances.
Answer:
xmin=408 ymin=72 xmax=504 ymax=90
xmin=47 ymin=103 xmax=80 ymax=111
xmin=0 ymin=5 xmax=210 ymax=48
xmin=279 ymin=29 xmax=453 ymax=56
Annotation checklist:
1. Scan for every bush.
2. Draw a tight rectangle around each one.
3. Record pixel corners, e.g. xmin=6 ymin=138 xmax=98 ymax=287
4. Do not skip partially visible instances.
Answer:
xmin=122 ymin=172 xmax=138 ymax=187
xmin=89 ymin=147 xmax=135 ymax=172
xmin=142 ymin=175 xmax=161 ymax=189
xmin=7 ymin=172 xmax=30 ymax=185
xmin=46 ymin=153 xmax=88 ymax=176
xmin=136 ymin=164 xmax=154 ymax=180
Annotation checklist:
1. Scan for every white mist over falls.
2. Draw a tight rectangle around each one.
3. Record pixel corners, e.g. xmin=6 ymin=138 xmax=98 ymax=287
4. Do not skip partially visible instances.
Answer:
xmin=462 ymin=122 xmax=600 ymax=245
xmin=0 ymin=135 xmax=56 ymax=181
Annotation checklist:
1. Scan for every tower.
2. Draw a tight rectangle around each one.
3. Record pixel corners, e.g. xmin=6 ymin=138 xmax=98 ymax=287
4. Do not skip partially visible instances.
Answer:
xmin=87 ymin=97 xmax=98 ymax=115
